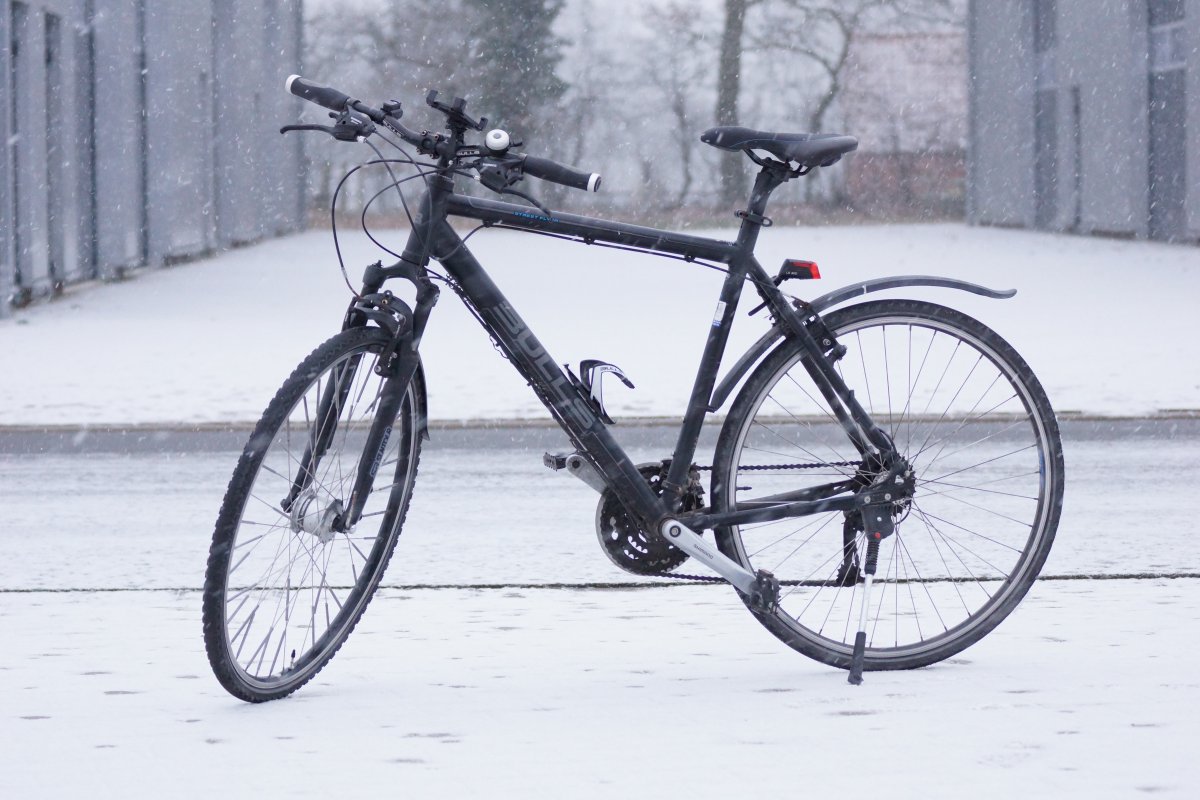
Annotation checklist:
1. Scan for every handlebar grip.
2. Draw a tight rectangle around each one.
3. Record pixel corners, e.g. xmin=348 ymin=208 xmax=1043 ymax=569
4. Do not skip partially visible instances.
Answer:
xmin=522 ymin=155 xmax=602 ymax=192
xmin=286 ymin=75 xmax=353 ymax=112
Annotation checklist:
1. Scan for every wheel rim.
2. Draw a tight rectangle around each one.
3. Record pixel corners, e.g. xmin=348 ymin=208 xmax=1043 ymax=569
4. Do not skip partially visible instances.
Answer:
xmin=724 ymin=309 xmax=1059 ymax=662
xmin=219 ymin=343 xmax=418 ymax=689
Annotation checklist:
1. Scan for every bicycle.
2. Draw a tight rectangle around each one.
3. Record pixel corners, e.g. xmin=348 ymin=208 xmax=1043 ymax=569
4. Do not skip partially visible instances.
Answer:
xmin=202 ymin=75 xmax=1065 ymax=703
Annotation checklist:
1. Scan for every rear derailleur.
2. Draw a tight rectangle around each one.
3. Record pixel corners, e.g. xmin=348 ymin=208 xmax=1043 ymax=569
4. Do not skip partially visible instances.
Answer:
xmin=836 ymin=453 xmax=915 ymax=586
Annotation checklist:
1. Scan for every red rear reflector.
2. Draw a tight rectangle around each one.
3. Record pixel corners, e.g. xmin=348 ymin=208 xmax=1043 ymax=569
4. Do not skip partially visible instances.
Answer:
xmin=782 ymin=259 xmax=821 ymax=280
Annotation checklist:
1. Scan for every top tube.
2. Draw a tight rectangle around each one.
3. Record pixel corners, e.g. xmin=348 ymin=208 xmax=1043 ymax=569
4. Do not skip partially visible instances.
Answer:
xmin=445 ymin=194 xmax=741 ymax=265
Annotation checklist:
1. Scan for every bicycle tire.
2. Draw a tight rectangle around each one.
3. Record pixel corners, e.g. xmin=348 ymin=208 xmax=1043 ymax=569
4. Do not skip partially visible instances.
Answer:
xmin=202 ymin=327 xmax=424 ymax=702
xmin=712 ymin=299 xmax=1064 ymax=671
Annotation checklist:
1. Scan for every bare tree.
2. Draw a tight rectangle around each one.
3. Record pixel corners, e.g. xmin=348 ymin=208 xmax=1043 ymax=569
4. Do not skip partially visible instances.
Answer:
xmin=302 ymin=0 xmax=569 ymax=215
xmin=713 ymin=0 xmax=959 ymax=206
xmin=465 ymin=0 xmax=568 ymax=138
xmin=639 ymin=2 xmax=714 ymax=209
xmin=715 ymin=0 xmax=766 ymax=209
xmin=754 ymin=0 xmax=958 ymax=134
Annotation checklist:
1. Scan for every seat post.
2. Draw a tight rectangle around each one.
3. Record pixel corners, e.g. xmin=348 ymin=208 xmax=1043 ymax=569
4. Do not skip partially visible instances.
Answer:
xmin=734 ymin=166 xmax=788 ymax=252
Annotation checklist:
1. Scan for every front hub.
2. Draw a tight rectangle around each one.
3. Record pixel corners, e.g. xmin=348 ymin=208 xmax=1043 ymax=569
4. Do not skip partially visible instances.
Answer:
xmin=289 ymin=491 xmax=346 ymax=544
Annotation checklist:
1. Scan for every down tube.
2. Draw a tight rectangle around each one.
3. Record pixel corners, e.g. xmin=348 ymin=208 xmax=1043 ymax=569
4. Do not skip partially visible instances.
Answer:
xmin=433 ymin=225 xmax=667 ymax=523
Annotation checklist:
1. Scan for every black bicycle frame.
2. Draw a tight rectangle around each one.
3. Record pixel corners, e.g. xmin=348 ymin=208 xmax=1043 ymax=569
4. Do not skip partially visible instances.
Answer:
xmin=350 ymin=165 xmax=894 ymax=535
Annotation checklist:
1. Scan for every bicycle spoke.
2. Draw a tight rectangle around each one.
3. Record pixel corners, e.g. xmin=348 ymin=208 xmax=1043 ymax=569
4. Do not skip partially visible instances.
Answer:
xmin=913 ymin=378 xmax=1011 ymax=467
xmin=721 ymin=304 xmax=1058 ymax=665
xmin=912 ymin=350 xmax=983 ymax=460
xmin=914 ymin=504 xmax=1025 ymax=561
xmin=917 ymin=471 xmax=1040 ymax=501
xmin=924 ymin=443 xmax=1038 ymax=485
xmin=918 ymin=413 xmax=1026 ymax=472
xmin=758 ymin=394 xmax=854 ymax=467
xmin=933 ymin=489 xmax=1039 ymax=528
xmin=913 ymin=506 xmax=998 ymax=601
xmin=745 ymin=515 xmax=832 ymax=558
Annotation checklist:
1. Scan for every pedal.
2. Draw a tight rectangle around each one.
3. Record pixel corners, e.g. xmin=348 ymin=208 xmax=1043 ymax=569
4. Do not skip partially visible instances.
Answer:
xmin=543 ymin=451 xmax=606 ymax=493
xmin=748 ymin=569 xmax=780 ymax=614
xmin=579 ymin=360 xmax=634 ymax=425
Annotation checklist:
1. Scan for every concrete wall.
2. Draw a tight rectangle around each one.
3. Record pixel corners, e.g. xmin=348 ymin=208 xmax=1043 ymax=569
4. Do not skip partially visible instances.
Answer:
xmin=968 ymin=0 xmax=1198 ymax=242
xmin=0 ymin=0 xmax=305 ymax=310
xmin=6 ymin=0 xmax=89 ymax=302
xmin=1 ymin=4 xmax=12 ymax=317
xmin=213 ymin=0 xmax=306 ymax=248
xmin=91 ymin=0 xmax=144 ymax=276
xmin=1186 ymin=2 xmax=1200 ymax=236
xmin=1050 ymin=0 xmax=1149 ymax=236
xmin=967 ymin=0 xmax=1036 ymax=227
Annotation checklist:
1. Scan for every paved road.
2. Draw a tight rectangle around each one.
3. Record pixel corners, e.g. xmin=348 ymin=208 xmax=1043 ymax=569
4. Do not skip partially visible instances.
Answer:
xmin=1 ymin=419 xmax=1195 ymax=590
xmin=2 ymin=421 xmax=1197 ymax=798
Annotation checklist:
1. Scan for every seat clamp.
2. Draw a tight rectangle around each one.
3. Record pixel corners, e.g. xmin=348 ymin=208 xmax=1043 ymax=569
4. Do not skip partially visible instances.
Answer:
xmin=735 ymin=209 xmax=773 ymax=227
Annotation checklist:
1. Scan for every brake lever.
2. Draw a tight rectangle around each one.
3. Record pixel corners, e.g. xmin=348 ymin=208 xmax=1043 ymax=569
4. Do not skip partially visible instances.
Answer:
xmin=474 ymin=160 xmax=550 ymax=216
xmin=280 ymin=108 xmax=376 ymax=142
xmin=280 ymin=123 xmax=336 ymax=136
xmin=498 ymin=186 xmax=554 ymax=218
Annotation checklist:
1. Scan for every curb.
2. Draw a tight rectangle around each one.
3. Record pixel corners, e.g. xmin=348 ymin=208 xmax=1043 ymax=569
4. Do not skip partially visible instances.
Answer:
xmin=1 ymin=409 xmax=1198 ymax=435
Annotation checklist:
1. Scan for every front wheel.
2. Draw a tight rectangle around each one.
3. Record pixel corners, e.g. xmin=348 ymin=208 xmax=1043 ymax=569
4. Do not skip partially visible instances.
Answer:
xmin=202 ymin=327 xmax=424 ymax=702
xmin=712 ymin=300 xmax=1064 ymax=672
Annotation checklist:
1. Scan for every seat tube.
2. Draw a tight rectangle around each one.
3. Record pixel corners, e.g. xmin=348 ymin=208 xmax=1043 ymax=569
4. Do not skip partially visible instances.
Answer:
xmin=662 ymin=167 xmax=783 ymax=497
xmin=664 ymin=257 xmax=749 ymax=495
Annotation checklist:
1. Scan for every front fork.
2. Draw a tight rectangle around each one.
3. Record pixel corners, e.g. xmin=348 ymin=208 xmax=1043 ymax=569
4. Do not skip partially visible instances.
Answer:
xmin=344 ymin=273 xmax=439 ymax=530
xmin=282 ymin=257 xmax=440 ymax=532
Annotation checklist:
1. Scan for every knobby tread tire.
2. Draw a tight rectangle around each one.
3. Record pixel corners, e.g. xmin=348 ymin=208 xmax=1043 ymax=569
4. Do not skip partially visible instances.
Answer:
xmin=711 ymin=299 xmax=1064 ymax=672
xmin=202 ymin=327 xmax=423 ymax=702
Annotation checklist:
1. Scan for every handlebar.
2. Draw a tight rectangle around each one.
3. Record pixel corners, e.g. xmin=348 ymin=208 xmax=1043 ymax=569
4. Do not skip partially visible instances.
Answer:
xmin=522 ymin=155 xmax=601 ymax=193
xmin=286 ymin=74 xmax=386 ymax=123
xmin=284 ymin=75 xmax=602 ymax=194
xmin=286 ymin=75 xmax=350 ymax=112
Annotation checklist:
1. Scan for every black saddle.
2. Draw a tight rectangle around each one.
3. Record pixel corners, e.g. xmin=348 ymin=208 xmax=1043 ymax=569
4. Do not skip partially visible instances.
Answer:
xmin=701 ymin=126 xmax=858 ymax=169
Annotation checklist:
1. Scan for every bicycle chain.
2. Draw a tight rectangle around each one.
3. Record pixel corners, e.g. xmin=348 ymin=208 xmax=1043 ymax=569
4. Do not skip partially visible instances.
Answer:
xmin=691 ymin=460 xmax=860 ymax=472
xmin=649 ymin=459 xmax=862 ymax=582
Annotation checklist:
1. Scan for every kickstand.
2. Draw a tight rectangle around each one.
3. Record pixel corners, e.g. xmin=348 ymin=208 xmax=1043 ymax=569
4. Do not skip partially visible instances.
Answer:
xmin=847 ymin=506 xmax=892 ymax=686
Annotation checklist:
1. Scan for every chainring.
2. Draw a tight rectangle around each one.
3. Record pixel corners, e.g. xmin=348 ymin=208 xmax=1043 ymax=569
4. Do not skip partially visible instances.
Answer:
xmin=594 ymin=463 xmax=701 ymax=576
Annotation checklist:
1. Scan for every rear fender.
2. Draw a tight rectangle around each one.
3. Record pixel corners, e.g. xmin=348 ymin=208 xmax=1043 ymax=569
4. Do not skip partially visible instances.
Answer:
xmin=707 ymin=275 xmax=1015 ymax=412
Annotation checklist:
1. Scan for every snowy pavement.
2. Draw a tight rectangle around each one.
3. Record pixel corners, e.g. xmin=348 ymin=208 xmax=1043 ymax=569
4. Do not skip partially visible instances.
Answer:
xmin=2 ymin=419 xmax=1197 ymax=590
xmin=1 ymin=420 xmax=1198 ymax=796
xmin=1 ymin=223 xmax=1198 ymax=426
xmin=3 ymin=581 xmax=1197 ymax=797
xmin=2 ymin=223 xmax=1199 ymax=796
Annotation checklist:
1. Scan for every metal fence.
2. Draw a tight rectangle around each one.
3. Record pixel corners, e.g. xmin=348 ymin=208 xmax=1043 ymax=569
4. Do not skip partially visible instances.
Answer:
xmin=0 ymin=0 xmax=305 ymax=317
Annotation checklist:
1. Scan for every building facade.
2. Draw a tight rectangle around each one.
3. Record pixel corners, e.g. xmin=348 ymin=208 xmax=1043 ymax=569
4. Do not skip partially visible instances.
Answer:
xmin=0 ymin=0 xmax=305 ymax=316
xmin=968 ymin=0 xmax=1197 ymax=242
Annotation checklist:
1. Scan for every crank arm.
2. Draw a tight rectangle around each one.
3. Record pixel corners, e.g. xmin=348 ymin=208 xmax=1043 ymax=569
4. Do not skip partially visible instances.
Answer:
xmin=658 ymin=519 xmax=778 ymax=612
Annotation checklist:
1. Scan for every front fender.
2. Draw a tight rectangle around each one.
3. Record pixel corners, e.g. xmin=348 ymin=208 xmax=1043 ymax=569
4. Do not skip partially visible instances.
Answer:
xmin=707 ymin=275 xmax=1015 ymax=412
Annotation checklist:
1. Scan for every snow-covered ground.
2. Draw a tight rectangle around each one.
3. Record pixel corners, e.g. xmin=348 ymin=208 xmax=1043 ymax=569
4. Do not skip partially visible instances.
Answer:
xmin=3 ymin=581 xmax=1197 ymax=797
xmin=1 ymin=420 xmax=1197 ymax=796
xmin=2 ymin=223 xmax=1198 ymax=797
xmin=1 ymin=223 xmax=1197 ymax=426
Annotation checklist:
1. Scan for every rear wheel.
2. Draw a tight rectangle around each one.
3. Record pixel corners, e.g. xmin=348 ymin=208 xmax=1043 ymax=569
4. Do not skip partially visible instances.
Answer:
xmin=202 ymin=327 xmax=424 ymax=702
xmin=712 ymin=300 xmax=1063 ymax=671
